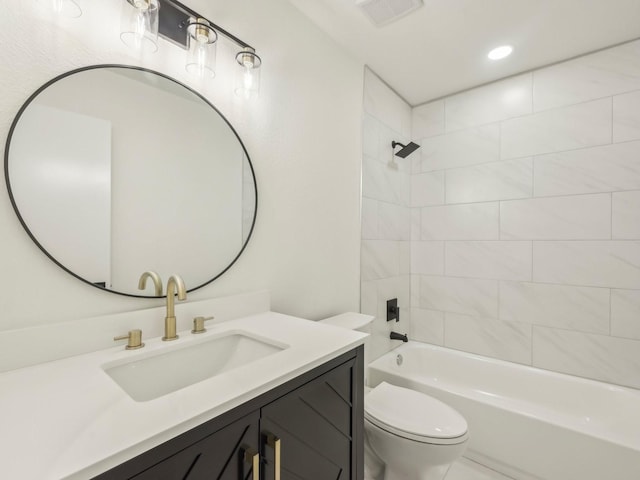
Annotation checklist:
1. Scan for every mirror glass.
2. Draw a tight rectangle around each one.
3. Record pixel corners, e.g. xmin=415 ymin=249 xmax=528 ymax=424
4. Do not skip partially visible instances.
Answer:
xmin=5 ymin=65 xmax=257 ymax=297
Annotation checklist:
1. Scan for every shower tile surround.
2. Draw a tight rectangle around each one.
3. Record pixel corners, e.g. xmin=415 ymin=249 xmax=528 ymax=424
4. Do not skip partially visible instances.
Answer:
xmin=362 ymin=39 xmax=640 ymax=389
xmin=361 ymin=69 xmax=412 ymax=361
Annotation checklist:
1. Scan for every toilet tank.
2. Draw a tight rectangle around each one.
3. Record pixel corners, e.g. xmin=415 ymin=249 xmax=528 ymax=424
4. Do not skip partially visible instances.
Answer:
xmin=319 ymin=312 xmax=374 ymax=380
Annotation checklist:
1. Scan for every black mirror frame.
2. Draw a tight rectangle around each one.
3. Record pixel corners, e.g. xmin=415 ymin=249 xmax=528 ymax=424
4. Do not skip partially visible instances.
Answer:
xmin=3 ymin=64 xmax=258 ymax=298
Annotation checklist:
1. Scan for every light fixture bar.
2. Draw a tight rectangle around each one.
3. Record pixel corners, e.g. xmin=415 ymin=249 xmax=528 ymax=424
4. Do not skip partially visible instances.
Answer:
xmin=158 ymin=0 xmax=255 ymax=52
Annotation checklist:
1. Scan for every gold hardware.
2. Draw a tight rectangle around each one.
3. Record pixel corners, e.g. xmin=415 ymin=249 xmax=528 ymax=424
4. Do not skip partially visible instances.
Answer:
xmin=193 ymin=18 xmax=215 ymax=44
xmin=114 ymin=329 xmax=144 ymax=350
xmin=191 ymin=316 xmax=214 ymax=334
xmin=236 ymin=47 xmax=261 ymax=69
xmin=243 ymin=447 xmax=260 ymax=480
xmin=266 ymin=433 xmax=281 ymax=480
xmin=138 ymin=271 xmax=163 ymax=296
xmin=163 ymin=275 xmax=186 ymax=341
xmin=128 ymin=0 xmax=151 ymax=10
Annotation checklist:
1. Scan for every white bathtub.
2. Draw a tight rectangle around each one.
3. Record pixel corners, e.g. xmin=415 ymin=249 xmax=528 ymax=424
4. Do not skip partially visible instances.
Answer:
xmin=367 ymin=342 xmax=640 ymax=480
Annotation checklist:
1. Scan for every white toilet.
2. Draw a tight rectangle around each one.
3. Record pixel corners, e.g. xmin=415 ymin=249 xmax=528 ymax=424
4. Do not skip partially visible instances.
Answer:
xmin=319 ymin=313 xmax=469 ymax=480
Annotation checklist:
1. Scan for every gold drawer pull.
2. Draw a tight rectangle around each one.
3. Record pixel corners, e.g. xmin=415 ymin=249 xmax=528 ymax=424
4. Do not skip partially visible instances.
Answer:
xmin=266 ymin=433 xmax=281 ymax=480
xmin=244 ymin=447 xmax=260 ymax=480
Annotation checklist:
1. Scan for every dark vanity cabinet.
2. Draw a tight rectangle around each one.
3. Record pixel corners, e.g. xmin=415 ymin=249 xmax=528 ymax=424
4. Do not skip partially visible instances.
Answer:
xmin=129 ymin=411 xmax=261 ymax=480
xmin=261 ymin=359 xmax=356 ymax=479
xmin=94 ymin=346 xmax=364 ymax=480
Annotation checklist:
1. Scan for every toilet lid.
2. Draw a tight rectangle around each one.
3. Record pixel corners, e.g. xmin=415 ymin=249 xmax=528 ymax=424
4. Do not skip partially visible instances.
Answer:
xmin=365 ymin=382 xmax=468 ymax=444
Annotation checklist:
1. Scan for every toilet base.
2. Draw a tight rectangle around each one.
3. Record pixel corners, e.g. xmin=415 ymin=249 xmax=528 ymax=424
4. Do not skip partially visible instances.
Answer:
xmin=365 ymin=419 xmax=467 ymax=480
xmin=365 ymin=440 xmax=385 ymax=480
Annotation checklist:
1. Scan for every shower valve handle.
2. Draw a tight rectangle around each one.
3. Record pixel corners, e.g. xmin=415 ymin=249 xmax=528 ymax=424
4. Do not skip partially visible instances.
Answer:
xmin=387 ymin=298 xmax=400 ymax=322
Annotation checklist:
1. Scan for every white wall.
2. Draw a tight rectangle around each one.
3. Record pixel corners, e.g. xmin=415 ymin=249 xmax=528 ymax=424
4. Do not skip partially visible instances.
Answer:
xmin=0 ymin=0 xmax=363 ymax=338
xmin=360 ymin=68 xmax=412 ymax=360
xmin=410 ymin=40 xmax=640 ymax=389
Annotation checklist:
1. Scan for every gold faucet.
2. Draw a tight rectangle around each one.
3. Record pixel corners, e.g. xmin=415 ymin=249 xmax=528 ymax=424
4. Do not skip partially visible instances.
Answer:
xmin=138 ymin=271 xmax=163 ymax=296
xmin=163 ymin=274 xmax=187 ymax=341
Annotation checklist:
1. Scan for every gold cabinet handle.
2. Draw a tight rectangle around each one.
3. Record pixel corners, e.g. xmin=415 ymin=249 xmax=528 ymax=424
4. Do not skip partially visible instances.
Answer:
xmin=244 ymin=447 xmax=260 ymax=480
xmin=266 ymin=433 xmax=281 ymax=480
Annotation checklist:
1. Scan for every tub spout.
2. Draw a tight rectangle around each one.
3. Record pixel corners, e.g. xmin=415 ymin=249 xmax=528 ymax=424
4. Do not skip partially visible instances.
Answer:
xmin=390 ymin=331 xmax=408 ymax=342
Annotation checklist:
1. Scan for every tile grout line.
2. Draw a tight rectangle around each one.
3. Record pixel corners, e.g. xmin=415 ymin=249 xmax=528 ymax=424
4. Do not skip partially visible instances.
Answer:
xmin=498 ymin=200 xmax=502 ymax=240
xmin=531 ymin=241 xmax=535 ymax=283
xmin=392 ymin=187 xmax=640 ymax=211
xmin=609 ymin=288 xmax=612 ymax=336
xmin=443 ymin=169 xmax=448 ymax=205
xmin=497 ymin=279 xmax=502 ymax=324
xmin=430 ymin=83 xmax=640 ymax=138
xmin=442 ymin=307 xmax=447 ymax=347
xmin=531 ymin=71 xmax=535 ymax=114
xmin=611 ymin=192 xmax=613 ymax=240
xmin=422 ymin=136 xmax=640 ymax=178
xmin=531 ymin=154 xmax=536 ymax=199
xmin=443 ymin=241 xmax=447 ymax=277
xmin=611 ymin=95 xmax=614 ymax=144
xmin=443 ymin=98 xmax=447 ymax=134
xmin=411 ymin=272 xmax=640 ymax=291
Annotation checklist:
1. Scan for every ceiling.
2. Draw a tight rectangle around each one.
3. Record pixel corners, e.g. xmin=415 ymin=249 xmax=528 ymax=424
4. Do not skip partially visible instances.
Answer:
xmin=288 ymin=0 xmax=640 ymax=106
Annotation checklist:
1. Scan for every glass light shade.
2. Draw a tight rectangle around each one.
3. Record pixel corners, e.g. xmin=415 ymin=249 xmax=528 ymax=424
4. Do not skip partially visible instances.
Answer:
xmin=186 ymin=19 xmax=218 ymax=78
xmin=234 ymin=50 xmax=262 ymax=99
xmin=120 ymin=0 xmax=159 ymax=53
xmin=37 ymin=0 xmax=82 ymax=18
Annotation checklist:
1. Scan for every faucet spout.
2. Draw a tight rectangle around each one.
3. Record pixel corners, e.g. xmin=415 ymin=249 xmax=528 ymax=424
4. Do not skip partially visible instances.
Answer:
xmin=390 ymin=331 xmax=408 ymax=342
xmin=163 ymin=274 xmax=186 ymax=341
xmin=138 ymin=271 xmax=163 ymax=296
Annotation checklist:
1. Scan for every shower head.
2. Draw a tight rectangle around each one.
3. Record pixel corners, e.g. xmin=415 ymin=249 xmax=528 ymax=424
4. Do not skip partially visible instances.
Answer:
xmin=392 ymin=141 xmax=420 ymax=158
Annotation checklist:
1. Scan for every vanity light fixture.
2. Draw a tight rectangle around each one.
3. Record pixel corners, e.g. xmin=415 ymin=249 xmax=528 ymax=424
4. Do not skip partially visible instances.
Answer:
xmin=119 ymin=0 xmax=262 ymax=97
xmin=235 ymin=48 xmax=262 ymax=99
xmin=120 ymin=0 xmax=160 ymax=53
xmin=186 ymin=18 xmax=217 ymax=78
xmin=487 ymin=45 xmax=513 ymax=61
xmin=37 ymin=0 xmax=82 ymax=18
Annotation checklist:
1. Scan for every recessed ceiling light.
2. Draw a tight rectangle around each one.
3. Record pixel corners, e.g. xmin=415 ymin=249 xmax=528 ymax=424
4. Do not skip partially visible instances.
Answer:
xmin=488 ymin=45 xmax=513 ymax=61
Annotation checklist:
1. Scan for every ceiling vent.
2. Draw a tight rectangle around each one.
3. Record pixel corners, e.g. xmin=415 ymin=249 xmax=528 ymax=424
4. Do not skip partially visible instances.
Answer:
xmin=356 ymin=0 xmax=423 ymax=27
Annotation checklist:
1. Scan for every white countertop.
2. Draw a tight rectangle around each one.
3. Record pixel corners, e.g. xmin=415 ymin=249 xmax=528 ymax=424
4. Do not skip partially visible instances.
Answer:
xmin=0 ymin=311 xmax=366 ymax=479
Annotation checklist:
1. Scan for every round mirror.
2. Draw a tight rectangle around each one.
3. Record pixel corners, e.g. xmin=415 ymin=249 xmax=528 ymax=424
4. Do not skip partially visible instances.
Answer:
xmin=4 ymin=65 xmax=257 ymax=297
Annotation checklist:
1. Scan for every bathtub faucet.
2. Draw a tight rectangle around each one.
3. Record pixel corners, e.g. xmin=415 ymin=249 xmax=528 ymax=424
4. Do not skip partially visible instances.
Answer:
xmin=390 ymin=331 xmax=408 ymax=342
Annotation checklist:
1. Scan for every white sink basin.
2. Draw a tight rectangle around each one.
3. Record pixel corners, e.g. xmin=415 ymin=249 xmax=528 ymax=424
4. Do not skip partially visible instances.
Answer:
xmin=103 ymin=331 xmax=287 ymax=401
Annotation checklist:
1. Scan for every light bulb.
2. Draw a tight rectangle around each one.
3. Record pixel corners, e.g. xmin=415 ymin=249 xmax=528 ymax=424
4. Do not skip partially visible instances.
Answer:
xmin=234 ymin=49 xmax=261 ymax=99
xmin=241 ymin=54 xmax=254 ymax=69
xmin=132 ymin=0 xmax=149 ymax=9
xmin=243 ymin=67 xmax=254 ymax=91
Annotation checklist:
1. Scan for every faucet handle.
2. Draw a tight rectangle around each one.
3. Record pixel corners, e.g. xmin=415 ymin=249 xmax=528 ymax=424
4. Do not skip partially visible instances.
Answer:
xmin=191 ymin=316 xmax=214 ymax=334
xmin=114 ymin=329 xmax=145 ymax=350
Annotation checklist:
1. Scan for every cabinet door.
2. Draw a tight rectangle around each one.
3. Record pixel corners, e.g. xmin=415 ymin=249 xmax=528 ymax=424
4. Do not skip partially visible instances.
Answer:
xmin=261 ymin=359 xmax=357 ymax=480
xmin=131 ymin=410 xmax=260 ymax=480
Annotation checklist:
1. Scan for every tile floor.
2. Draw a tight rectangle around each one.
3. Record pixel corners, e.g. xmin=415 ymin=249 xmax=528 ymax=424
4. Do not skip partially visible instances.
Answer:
xmin=365 ymin=456 xmax=515 ymax=480
xmin=445 ymin=457 xmax=514 ymax=480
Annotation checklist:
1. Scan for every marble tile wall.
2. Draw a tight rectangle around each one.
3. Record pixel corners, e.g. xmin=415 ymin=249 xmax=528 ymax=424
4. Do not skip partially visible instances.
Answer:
xmin=361 ymin=68 xmax=412 ymax=361
xmin=409 ymin=39 xmax=640 ymax=389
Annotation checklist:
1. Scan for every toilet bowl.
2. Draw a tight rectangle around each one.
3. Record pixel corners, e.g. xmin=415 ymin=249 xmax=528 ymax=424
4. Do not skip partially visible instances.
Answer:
xmin=365 ymin=382 xmax=468 ymax=480
xmin=319 ymin=313 xmax=469 ymax=480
